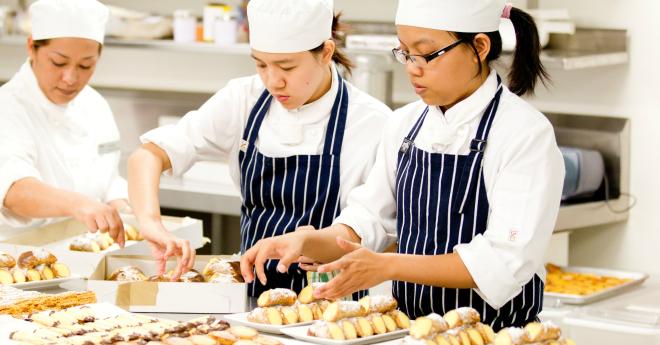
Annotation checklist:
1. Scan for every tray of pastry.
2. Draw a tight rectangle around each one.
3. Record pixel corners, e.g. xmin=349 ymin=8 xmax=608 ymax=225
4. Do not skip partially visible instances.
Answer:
xmin=3 ymin=302 xmax=284 ymax=345
xmin=227 ymin=284 xmax=410 ymax=338
xmin=400 ymin=307 xmax=576 ymax=345
xmin=544 ymin=263 xmax=649 ymax=305
xmin=0 ymin=249 xmax=81 ymax=289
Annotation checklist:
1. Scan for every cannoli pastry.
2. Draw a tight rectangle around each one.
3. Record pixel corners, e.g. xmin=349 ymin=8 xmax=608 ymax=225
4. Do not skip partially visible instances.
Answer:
xmin=358 ymin=295 xmax=398 ymax=314
xmin=322 ymin=301 xmax=368 ymax=322
xmin=18 ymin=249 xmax=57 ymax=269
xmin=51 ymin=262 xmax=71 ymax=278
xmin=69 ymin=233 xmax=102 ymax=252
xmin=297 ymin=282 xmax=325 ymax=304
xmin=257 ymin=288 xmax=297 ymax=307
xmin=307 ymin=321 xmax=345 ymax=340
xmin=443 ymin=307 xmax=481 ymax=328
xmin=178 ymin=269 xmax=205 ymax=283
xmin=148 ymin=274 xmax=172 ymax=282
xmin=124 ymin=224 xmax=143 ymax=241
xmin=35 ymin=264 xmax=55 ymax=280
xmin=206 ymin=273 xmax=240 ymax=283
xmin=0 ymin=251 xmax=16 ymax=268
xmin=202 ymin=258 xmax=239 ymax=280
xmin=108 ymin=266 xmax=147 ymax=282
xmin=10 ymin=267 xmax=26 ymax=283
xmin=0 ymin=268 xmax=13 ymax=284
xmin=524 ymin=321 xmax=562 ymax=343
xmin=387 ymin=310 xmax=411 ymax=329
xmin=409 ymin=313 xmax=449 ymax=339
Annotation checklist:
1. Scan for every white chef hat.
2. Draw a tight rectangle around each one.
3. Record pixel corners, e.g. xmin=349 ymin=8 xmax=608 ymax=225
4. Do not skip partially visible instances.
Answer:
xmin=248 ymin=0 xmax=333 ymax=53
xmin=30 ymin=0 xmax=109 ymax=44
xmin=396 ymin=0 xmax=507 ymax=33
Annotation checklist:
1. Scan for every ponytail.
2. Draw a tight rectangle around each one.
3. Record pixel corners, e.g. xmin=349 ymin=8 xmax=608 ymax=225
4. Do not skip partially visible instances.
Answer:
xmin=452 ymin=7 xmax=549 ymax=96
xmin=507 ymin=7 xmax=549 ymax=96
xmin=310 ymin=12 xmax=354 ymax=75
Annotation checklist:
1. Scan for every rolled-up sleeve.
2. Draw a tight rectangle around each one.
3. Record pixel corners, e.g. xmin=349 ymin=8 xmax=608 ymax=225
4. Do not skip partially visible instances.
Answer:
xmin=334 ymin=118 xmax=401 ymax=252
xmin=454 ymin=120 xmax=564 ymax=309
xmin=140 ymin=80 xmax=245 ymax=177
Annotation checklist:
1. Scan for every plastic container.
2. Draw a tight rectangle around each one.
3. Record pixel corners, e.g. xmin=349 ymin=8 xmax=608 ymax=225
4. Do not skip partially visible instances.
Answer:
xmin=173 ymin=9 xmax=197 ymax=43
xmin=203 ymin=3 xmax=226 ymax=42
xmin=213 ymin=14 xmax=237 ymax=45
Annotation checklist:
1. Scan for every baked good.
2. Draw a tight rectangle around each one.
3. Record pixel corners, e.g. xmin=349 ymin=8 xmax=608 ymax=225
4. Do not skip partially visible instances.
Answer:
xmin=358 ymin=295 xmax=398 ymax=314
xmin=108 ymin=266 xmax=147 ymax=282
xmin=207 ymin=273 xmax=240 ymax=283
xmin=443 ymin=306 xmax=481 ymax=328
xmin=297 ymin=282 xmax=325 ymax=304
xmin=17 ymin=249 xmax=57 ymax=269
xmin=0 ymin=268 xmax=13 ymax=284
xmin=178 ymin=269 xmax=205 ymax=283
xmin=51 ymin=262 xmax=71 ymax=278
xmin=10 ymin=267 xmax=26 ymax=283
xmin=124 ymin=224 xmax=143 ymax=241
xmin=202 ymin=258 xmax=241 ymax=284
xmin=322 ymin=301 xmax=368 ymax=322
xmin=256 ymin=288 xmax=297 ymax=307
xmin=69 ymin=234 xmax=102 ymax=252
xmin=409 ymin=313 xmax=449 ymax=339
xmin=0 ymin=251 xmax=16 ymax=268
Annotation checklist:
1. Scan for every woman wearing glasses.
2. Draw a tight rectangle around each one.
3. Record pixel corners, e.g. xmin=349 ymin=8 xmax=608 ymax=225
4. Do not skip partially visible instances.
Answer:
xmin=242 ymin=0 xmax=564 ymax=329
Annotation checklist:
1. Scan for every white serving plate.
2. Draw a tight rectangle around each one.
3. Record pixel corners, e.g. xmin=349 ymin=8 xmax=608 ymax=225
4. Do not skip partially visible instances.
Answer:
xmin=281 ymin=325 xmax=408 ymax=345
xmin=10 ymin=275 xmax=84 ymax=290
xmin=224 ymin=312 xmax=315 ymax=334
xmin=544 ymin=266 xmax=649 ymax=305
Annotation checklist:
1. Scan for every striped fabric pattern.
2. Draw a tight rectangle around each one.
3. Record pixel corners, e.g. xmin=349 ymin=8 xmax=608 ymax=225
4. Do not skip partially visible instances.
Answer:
xmin=393 ymin=75 xmax=543 ymax=331
xmin=238 ymin=72 xmax=366 ymax=300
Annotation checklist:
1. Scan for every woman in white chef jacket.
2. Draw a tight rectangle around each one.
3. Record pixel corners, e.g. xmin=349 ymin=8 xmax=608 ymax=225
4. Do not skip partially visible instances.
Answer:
xmin=241 ymin=0 xmax=564 ymax=329
xmin=0 ymin=0 xmax=128 ymax=244
xmin=128 ymin=0 xmax=391 ymax=294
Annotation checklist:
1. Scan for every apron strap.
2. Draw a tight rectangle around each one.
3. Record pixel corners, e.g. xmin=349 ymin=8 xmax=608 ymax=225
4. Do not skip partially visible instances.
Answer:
xmin=398 ymin=106 xmax=430 ymax=155
xmin=323 ymin=71 xmax=349 ymax=156
xmin=241 ymin=70 xmax=349 ymax=156
xmin=452 ymin=76 xmax=504 ymax=214
xmin=242 ymin=88 xmax=273 ymax=145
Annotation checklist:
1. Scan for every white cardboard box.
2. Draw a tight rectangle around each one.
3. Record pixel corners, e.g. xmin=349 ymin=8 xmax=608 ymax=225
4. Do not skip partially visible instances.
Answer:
xmin=87 ymin=255 xmax=247 ymax=314
xmin=1 ymin=215 xmax=205 ymax=257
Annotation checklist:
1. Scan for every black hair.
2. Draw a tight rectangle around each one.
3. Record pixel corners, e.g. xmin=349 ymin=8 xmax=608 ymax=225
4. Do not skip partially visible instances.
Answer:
xmin=452 ymin=7 xmax=549 ymax=96
xmin=32 ymin=39 xmax=103 ymax=54
xmin=310 ymin=12 xmax=354 ymax=74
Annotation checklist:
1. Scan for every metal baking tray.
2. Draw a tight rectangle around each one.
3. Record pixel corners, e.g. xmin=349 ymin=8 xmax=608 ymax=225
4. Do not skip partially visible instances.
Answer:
xmin=544 ymin=266 xmax=649 ymax=305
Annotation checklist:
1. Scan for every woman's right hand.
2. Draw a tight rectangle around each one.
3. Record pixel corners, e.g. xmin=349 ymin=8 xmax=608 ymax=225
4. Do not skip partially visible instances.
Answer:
xmin=139 ymin=220 xmax=196 ymax=281
xmin=240 ymin=230 xmax=308 ymax=285
xmin=72 ymin=197 xmax=125 ymax=248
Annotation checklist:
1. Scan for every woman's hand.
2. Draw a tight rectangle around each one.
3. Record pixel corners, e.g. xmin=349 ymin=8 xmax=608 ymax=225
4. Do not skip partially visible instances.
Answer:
xmin=139 ymin=220 xmax=195 ymax=281
xmin=73 ymin=197 xmax=125 ymax=248
xmin=313 ymin=237 xmax=391 ymax=300
xmin=240 ymin=230 xmax=307 ymax=285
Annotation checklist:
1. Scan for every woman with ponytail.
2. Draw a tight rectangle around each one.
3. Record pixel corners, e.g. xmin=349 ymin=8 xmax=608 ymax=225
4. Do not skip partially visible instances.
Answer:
xmin=128 ymin=0 xmax=391 ymax=299
xmin=241 ymin=0 xmax=564 ymax=329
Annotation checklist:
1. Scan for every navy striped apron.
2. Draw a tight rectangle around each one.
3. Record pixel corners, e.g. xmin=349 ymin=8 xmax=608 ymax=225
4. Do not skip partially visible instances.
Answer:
xmin=239 ymin=72 xmax=366 ymax=300
xmin=393 ymin=76 xmax=544 ymax=331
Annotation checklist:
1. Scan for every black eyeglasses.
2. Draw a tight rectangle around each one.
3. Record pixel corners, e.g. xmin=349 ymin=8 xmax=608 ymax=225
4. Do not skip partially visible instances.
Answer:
xmin=392 ymin=39 xmax=464 ymax=68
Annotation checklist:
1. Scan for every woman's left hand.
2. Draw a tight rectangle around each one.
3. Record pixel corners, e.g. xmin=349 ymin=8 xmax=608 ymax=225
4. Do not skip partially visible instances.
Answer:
xmin=313 ymin=237 xmax=390 ymax=300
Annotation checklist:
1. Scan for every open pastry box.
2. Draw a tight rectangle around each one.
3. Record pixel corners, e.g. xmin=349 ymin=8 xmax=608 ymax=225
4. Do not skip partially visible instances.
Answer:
xmin=0 ymin=215 xmax=205 ymax=257
xmin=87 ymin=254 xmax=247 ymax=314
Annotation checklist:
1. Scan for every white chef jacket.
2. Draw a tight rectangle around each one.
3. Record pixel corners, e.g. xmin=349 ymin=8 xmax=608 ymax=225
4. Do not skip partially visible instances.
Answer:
xmin=141 ymin=63 xmax=392 ymax=208
xmin=334 ymin=70 xmax=565 ymax=309
xmin=0 ymin=61 xmax=127 ymax=231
